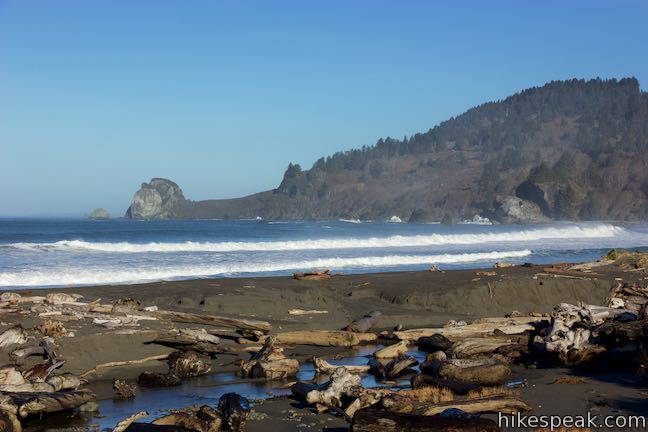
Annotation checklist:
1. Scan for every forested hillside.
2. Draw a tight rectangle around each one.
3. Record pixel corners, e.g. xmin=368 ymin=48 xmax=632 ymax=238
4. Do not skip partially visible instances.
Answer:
xmin=127 ymin=78 xmax=648 ymax=222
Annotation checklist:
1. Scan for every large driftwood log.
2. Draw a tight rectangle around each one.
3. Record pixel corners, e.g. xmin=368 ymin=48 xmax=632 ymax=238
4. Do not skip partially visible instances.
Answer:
xmin=394 ymin=317 xmax=544 ymax=341
xmin=313 ymin=357 xmax=371 ymax=374
xmin=157 ymin=310 xmax=272 ymax=334
xmin=351 ymin=408 xmax=501 ymax=431
xmin=0 ymin=390 xmax=96 ymax=418
xmin=402 ymin=396 xmax=531 ymax=416
xmin=384 ymin=355 xmax=419 ymax=379
xmin=373 ymin=341 xmax=408 ymax=359
xmin=449 ymin=337 xmax=515 ymax=358
xmin=439 ymin=363 xmax=511 ymax=386
xmin=259 ymin=330 xmax=378 ymax=347
xmin=344 ymin=311 xmax=382 ymax=333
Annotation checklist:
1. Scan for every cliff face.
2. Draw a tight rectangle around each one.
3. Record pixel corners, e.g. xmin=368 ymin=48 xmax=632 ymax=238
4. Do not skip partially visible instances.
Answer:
xmin=125 ymin=78 xmax=648 ymax=222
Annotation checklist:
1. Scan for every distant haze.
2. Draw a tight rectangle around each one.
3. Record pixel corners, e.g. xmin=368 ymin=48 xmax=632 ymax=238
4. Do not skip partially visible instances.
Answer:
xmin=1 ymin=0 xmax=647 ymax=216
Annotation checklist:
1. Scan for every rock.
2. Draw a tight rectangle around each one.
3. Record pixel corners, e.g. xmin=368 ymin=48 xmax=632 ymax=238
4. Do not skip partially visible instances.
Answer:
xmin=126 ymin=178 xmax=187 ymax=219
xmin=88 ymin=208 xmax=111 ymax=220
xmin=494 ymin=196 xmax=551 ymax=224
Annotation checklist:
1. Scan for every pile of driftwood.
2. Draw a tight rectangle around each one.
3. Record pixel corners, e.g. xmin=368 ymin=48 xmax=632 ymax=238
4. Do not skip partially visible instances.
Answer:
xmin=0 ymin=291 xmax=274 ymax=431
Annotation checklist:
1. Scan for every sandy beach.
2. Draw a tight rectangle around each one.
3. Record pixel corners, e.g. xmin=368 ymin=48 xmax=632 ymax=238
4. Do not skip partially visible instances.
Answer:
xmin=1 ymin=260 xmax=647 ymax=431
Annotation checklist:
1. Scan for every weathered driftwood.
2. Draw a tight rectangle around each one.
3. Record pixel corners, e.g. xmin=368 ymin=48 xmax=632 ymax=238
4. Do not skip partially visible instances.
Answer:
xmin=113 ymin=379 xmax=136 ymax=399
xmin=373 ymin=340 xmax=408 ymax=359
xmin=113 ymin=411 xmax=149 ymax=432
xmin=398 ymin=396 xmax=531 ymax=416
xmin=293 ymin=269 xmax=331 ymax=281
xmin=351 ymin=408 xmax=501 ymax=432
xmin=167 ymin=350 xmax=211 ymax=378
xmin=153 ymin=405 xmax=222 ymax=432
xmin=439 ymin=363 xmax=510 ymax=386
xmin=418 ymin=334 xmax=453 ymax=352
xmin=0 ymin=326 xmax=28 ymax=348
xmin=291 ymin=367 xmax=361 ymax=407
xmin=0 ymin=390 xmax=96 ymax=418
xmin=157 ymin=310 xmax=272 ymax=334
xmin=288 ymin=308 xmax=328 ymax=315
xmin=313 ymin=357 xmax=371 ymax=374
xmin=394 ymin=317 xmax=543 ymax=341
xmin=22 ymin=359 xmax=65 ymax=383
xmin=343 ymin=388 xmax=393 ymax=418
xmin=411 ymin=374 xmax=479 ymax=395
xmin=419 ymin=352 xmax=446 ymax=376
xmin=80 ymin=354 xmax=169 ymax=379
xmin=449 ymin=337 xmax=516 ymax=358
xmin=9 ymin=345 xmax=45 ymax=365
xmin=0 ymin=365 xmax=57 ymax=393
xmin=240 ymin=336 xmax=299 ymax=380
xmin=137 ymin=372 xmax=181 ymax=388
xmin=218 ymin=392 xmax=250 ymax=432
xmin=384 ymin=355 xmax=419 ymax=379
xmin=46 ymin=373 xmax=80 ymax=392
xmin=252 ymin=330 xmax=378 ymax=347
xmin=344 ymin=310 xmax=382 ymax=333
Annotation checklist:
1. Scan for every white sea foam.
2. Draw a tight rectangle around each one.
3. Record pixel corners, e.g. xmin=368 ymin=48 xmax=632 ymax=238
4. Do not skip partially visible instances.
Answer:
xmin=0 ymin=250 xmax=531 ymax=287
xmin=3 ymin=224 xmax=629 ymax=253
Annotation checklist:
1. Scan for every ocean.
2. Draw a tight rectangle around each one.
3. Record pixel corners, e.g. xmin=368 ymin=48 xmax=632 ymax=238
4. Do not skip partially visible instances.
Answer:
xmin=1 ymin=218 xmax=648 ymax=289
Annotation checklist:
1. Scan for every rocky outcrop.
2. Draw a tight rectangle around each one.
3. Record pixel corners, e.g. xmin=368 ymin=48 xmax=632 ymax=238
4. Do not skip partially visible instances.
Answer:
xmin=494 ymin=197 xmax=551 ymax=224
xmin=88 ymin=208 xmax=111 ymax=220
xmin=125 ymin=178 xmax=187 ymax=219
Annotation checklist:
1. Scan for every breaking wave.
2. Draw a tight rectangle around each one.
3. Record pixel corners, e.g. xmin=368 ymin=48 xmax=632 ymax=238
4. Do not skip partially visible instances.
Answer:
xmin=0 ymin=249 xmax=531 ymax=287
xmin=2 ymin=224 xmax=628 ymax=253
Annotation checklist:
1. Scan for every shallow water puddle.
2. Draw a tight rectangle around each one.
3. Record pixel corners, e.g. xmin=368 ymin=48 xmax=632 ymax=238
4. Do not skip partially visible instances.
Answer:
xmin=27 ymin=346 xmax=427 ymax=431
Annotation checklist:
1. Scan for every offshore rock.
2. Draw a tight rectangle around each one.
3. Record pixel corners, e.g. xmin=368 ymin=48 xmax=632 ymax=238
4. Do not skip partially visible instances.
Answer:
xmin=125 ymin=178 xmax=187 ymax=219
xmin=88 ymin=208 xmax=111 ymax=220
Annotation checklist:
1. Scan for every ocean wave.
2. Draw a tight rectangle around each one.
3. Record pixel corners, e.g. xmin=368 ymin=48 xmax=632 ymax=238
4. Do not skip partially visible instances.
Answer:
xmin=2 ymin=224 xmax=629 ymax=253
xmin=0 ymin=250 xmax=531 ymax=287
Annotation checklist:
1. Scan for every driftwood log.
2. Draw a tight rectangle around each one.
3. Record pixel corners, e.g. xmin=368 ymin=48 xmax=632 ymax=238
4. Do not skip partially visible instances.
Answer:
xmin=157 ymin=310 xmax=272 ymax=334
xmin=247 ymin=330 xmax=378 ymax=347
xmin=293 ymin=270 xmax=331 ymax=281
xmin=344 ymin=311 xmax=381 ymax=332
xmin=313 ymin=357 xmax=370 ymax=375
xmin=367 ymin=358 xmax=385 ymax=377
xmin=373 ymin=340 xmax=408 ymax=359
xmin=291 ymin=367 xmax=361 ymax=407
xmin=384 ymin=355 xmax=419 ymax=379
xmin=240 ymin=336 xmax=299 ymax=380
xmin=351 ymin=408 xmax=501 ymax=431
xmin=137 ymin=372 xmax=181 ymax=388
xmin=0 ymin=390 xmax=96 ymax=418
xmin=153 ymin=404 xmax=222 ymax=431
xmin=394 ymin=317 xmax=545 ymax=341
xmin=439 ymin=363 xmax=511 ymax=386
xmin=167 ymin=351 xmax=211 ymax=378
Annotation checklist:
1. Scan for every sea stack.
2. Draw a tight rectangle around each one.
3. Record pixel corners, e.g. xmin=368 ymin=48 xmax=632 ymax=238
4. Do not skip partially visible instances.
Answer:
xmin=88 ymin=208 xmax=111 ymax=220
xmin=125 ymin=178 xmax=187 ymax=219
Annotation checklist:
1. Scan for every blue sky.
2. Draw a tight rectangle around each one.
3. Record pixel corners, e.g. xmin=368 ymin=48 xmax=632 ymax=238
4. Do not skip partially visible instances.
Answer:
xmin=1 ymin=0 xmax=647 ymax=216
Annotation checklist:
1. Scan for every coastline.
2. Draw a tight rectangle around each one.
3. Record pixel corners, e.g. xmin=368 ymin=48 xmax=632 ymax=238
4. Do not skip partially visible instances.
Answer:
xmin=2 ymin=262 xmax=647 ymax=431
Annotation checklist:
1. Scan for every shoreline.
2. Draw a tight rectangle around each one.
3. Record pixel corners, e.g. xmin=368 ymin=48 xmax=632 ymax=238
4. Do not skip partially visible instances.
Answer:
xmin=2 ymin=260 xmax=647 ymax=431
